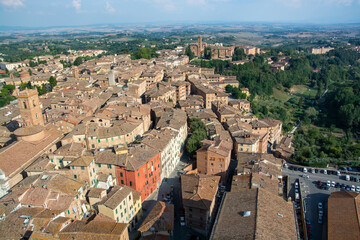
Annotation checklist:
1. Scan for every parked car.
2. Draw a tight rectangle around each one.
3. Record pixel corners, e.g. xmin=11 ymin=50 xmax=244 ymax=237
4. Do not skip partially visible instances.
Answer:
xmin=331 ymin=181 xmax=335 ymax=187
xmin=318 ymin=216 xmax=323 ymax=224
xmin=356 ymin=186 xmax=360 ymax=193
xmin=317 ymin=180 xmax=322 ymax=186
xmin=351 ymin=185 xmax=356 ymax=191
xmin=294 ymin=167 xmax=298 ymax=171
xmin=340 ymin=183 xmax=345 ymax=189
xmin=302 ymin=174 xmax=309 ymax=179
xmin=327 ymin=180 xmax=331 ymax=187
xmin=335 ymin=182 xmax=340 ymax=188
xmin=324 ymin=170 xmax=327 ymax=174
xmin=346 ymin=185 xmax=351 ymax=191
xmin=318 ymin=202 xmax=323 ymax=209
xmin=315 ymin=169 xmax=319 ymax=173
xmin=303 ymin=168 xmax=307 ymax=173
xmin=337 ymin=171 xmax=341 ymax=176
xmin=319 ymin=210 xmax=323 ymax=217
xmin=355 ymin=177 xmax=359 ymax=183
xmin=346 ymin=175 xmax=350 ymax=181
xmin=288 ymin=166 xmax=293 ymax=170
xmin=295 ymin=182 xmax=299 ymax=188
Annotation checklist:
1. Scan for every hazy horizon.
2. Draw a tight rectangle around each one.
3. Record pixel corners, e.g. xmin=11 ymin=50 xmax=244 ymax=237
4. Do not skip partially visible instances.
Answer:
xmin=1 ymin=0 xmax=360 ymax=29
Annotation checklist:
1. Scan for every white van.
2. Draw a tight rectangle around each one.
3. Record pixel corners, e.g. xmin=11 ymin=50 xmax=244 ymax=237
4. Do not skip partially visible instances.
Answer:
xmin=303 ymin=168 xmax=307 ymax=173
xmin=346 ymin=175 xmax=350 ymax=181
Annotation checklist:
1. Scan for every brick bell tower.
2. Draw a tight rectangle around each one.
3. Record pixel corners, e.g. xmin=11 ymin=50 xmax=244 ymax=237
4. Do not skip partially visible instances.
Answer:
xmin=17 ymin=89 xmax=45 ymax=127
xmin=198 ymin=35 xmax=203 ymax=56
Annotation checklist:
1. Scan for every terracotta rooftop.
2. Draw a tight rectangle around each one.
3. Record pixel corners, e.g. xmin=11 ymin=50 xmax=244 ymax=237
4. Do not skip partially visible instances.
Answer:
xmin=181 ymin=174 xmax=220 ymax=210
xmin=138 ymin=201 xmax=174 ymax=233
xmin=328 ymin=191 xmax=360 ymax=240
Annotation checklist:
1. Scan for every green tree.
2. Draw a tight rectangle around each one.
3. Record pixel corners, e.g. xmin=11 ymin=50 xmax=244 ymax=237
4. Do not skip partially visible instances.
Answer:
xmin=204 ymin=47 xmax=212 ymax=60
xmin=48 ymin=76 xmax=57 ymax=90
xmin=73 ymin=57 xmax=83 ymax=66
xmin=185 ymin=46 xmax=195 ymax=60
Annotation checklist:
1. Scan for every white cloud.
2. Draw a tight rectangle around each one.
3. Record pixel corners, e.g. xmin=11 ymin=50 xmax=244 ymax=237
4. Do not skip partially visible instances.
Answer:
xmin=72 ymin=0 xmax=81 ymax=12
xmin=0 ymin=0 xmax=24 ymax=7
xmin=105 ymin=1 xmax=115 ymax=13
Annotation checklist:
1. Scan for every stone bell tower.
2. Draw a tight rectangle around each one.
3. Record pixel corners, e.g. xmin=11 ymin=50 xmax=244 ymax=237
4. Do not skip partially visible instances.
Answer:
xmin=17 ymin=89 xmax=44 ymax=127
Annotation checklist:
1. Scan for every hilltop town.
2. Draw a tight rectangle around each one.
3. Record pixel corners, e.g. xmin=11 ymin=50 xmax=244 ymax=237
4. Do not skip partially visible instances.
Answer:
xmin=0 ymin=34 xmax=359 ymax=240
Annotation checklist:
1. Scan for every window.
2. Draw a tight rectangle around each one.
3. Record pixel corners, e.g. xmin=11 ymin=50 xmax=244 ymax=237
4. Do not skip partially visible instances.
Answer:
xmin=50 ymin=159 xmax=53 ymax=163
xmin=121 ymin=180 xmax=124 ymax=184
xmin=117 ymin=217 xmax=119 ymax=222
xmin=124 ymin=209 xmax=126 ymax=213
xmin=74 ymin=175 xmax=77 ymax=179
xmin=80 ymin=166 xmax=85 ymax=170
xmin=130 ymin=181 xmax=133 ymax=186
xmin=91 ymin=136 xmax=93 ymax=140
xmin=111 ymin=138 xmax=114 ymax=141
xmin=219 ymin=164 xmax=222 ymax=168
xmin=71 ymin=166 xmax=75 ymax=170
xmin=106 ymin=139 xmax=108 ymax=142
xmin=121 ymin=213 xmax=123 ymax=217
xmin=78 ymin=138 xmax=81 ymax=141
xmin=98 ymin=139 xmax=100 ymax=143
xmin=143 ymin=168 xmax=145 ymax=173
xmin=23 ymin=101 xmax=27 ymax=109
xmin=116 ymin=209 xmax=118 ymax=214
xmin=107 ymin=164 xmax=112 ymax=169
xmin=211 ymin=163 xmax=213 ymax=166
xmin=68 ymin=210 xmax=70 ymax=215
xmin=120 ymin=173 xmax=123 ymax=177
xmin=36 ymin=113 xmax=38 ymax=119
xmin=120 ymin=205 xmax=122 ymax=210
xmin=98 ymin=164 xmax=101 ymax=168
xmin=138 ymin=173 xmax=140 ymax=177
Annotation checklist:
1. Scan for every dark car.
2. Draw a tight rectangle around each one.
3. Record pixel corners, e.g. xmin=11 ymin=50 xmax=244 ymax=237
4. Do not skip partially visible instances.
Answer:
xmin=346 ymin=185 xmax=351 ymax=191
xmin=350 ymin=176 xmax=354 ymax=181
xmin=315 ymin=169 xmax=319 ymax=173
xmin=335 ymin=182 xmax=340 ymax=188
xmin=294 ymin=167 xmax=298 ymax=171
xmin=317 ymin=180 xmax=322 ymax=186
xmin=356 ymin=177 xmax=360 ymax=182
xmin=340 ymin=183 xmax=345 ymax=189
xmin=288 ymin=166 xmax=293 ymax=170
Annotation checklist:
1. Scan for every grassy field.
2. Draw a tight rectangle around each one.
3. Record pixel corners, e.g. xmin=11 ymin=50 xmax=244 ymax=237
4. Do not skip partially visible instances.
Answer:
xmin=273 ymin=88 xmax=292 ymax=101
xmin=290 ymin=85 xmax=317 ymax=98
xmin=273 ymin=85 xmax=318 ymax=102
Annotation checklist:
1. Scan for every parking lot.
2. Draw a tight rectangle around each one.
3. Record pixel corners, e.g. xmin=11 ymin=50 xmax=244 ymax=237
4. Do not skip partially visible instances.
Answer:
xmin=283 ymin=165 xmax=360 ymax=240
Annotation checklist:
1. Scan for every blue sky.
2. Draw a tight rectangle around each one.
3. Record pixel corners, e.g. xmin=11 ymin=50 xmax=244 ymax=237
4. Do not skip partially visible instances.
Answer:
xmin=0 ymin=0 xmax=360 ymax=27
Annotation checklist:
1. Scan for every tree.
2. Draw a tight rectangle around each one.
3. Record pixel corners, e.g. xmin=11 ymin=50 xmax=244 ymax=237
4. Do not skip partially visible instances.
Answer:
xmin=73 ymin=57 xmax=83 ymax=66
xmin=48 ymin=76 xmax=57 ymax=90
xmin=185 ymin=46 xmax=195 ymax=60
xmin=204 ymin=47 xmax=212 ymax=60
xmin=232 ymin=47 xmax=246 ymax=61
xmin=186 ymin=118 xmax=207 ymax=156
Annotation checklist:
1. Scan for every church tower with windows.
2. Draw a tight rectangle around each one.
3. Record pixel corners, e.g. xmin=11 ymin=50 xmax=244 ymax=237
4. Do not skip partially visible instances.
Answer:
xmin=17 ymin=89 xmax=44 ymax=127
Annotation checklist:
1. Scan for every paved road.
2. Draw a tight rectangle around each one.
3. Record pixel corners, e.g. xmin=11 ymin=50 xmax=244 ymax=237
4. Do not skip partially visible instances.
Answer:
xmin=283 ymin=167 xmax=360 ymax=240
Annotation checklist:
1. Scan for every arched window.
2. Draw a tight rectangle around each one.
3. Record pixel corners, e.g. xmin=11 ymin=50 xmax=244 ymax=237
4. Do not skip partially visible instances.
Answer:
xmin=23 ymin=101 xmax=27 ymax=109
xmin=33 ymin=99 xmax=36 ymax=107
